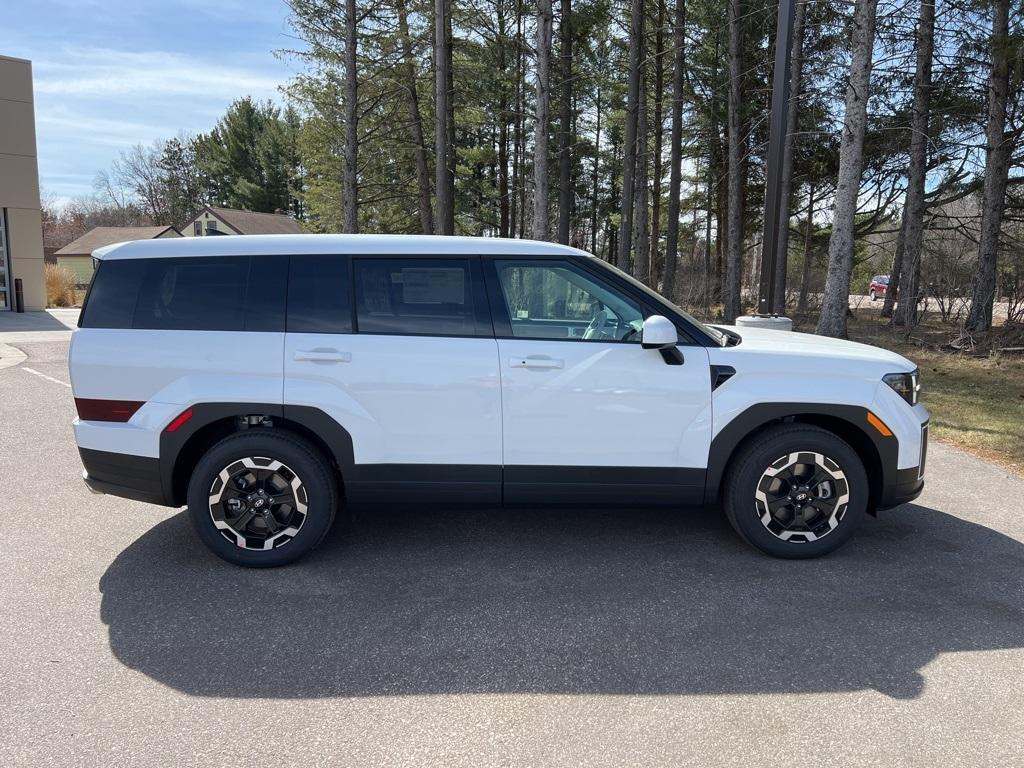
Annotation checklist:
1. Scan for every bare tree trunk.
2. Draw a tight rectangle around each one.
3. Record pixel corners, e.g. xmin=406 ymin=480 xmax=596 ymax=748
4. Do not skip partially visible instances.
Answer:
xmin=592 ymin=81 xmax=602 ymax=255
xmin=724 ymin=0 xmax=744 ymax=322
xmin=634 ymin=76 xmax=651 ymax=283
xmin=893 ymin=0 xmax=935 ymax=330
xmin=510 ymin=1 xmax=524 ymax=237
xmin=343 ymin=0 xmax=359 ymax=233
xmin=445 ymin=8 xmax=456 ymax=225
xmin=397 ymin=0 xmax=433 ymax=234
xmin=771 ymin=0 xmax=806 ymax=311
xmin=650 ymin=0 xmax=666 ymax=287
xmin=797 ymin=182 xmax=815 ymax=312
xmin=816 ymin=0 xmax=879 ymax=338
xmin=704 ymin=165 xmax=714 ymax=314
xmin=556 ymin=0 xmax=572 ymax=244
xmin=965 ymin=0 xmax=1012 ymax=333
xmin=434 ymin=0 xmax=455 ymax=234
xmin=617 ymin=0 xmax=645 ymax=270
xmin=881 ymin=213 xmax=907 ymax=318
xmin=495 ymin=3 xmax=511 ymax=238
xmin=532 ymin=0 xmax=553 ymax=239
xmin=663 ymin=0 xmax=686 ymax=299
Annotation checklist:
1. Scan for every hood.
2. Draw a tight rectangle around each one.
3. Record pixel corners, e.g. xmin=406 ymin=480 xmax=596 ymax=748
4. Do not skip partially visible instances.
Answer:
xmin=713 ymin=325 xmax=916 ymax=373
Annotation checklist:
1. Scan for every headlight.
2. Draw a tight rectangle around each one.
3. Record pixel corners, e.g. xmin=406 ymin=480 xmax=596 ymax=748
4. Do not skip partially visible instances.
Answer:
xmin=883 ymin=370 xmax=920 ymax=406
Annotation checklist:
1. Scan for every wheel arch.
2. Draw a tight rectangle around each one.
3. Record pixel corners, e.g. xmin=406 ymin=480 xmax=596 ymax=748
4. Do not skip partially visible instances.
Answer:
xmin=160 ymin=403 xmax=355 ymax=507
xmin=705 ymin=403 xmax=897 ymax=513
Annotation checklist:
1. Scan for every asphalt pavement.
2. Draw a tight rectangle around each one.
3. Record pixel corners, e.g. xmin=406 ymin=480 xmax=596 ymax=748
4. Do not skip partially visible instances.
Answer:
xmin=1 ymin=334 xmax=1023 ymax=767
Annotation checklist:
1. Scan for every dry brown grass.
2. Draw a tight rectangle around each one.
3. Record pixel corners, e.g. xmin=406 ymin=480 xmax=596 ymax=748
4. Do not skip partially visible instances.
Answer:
xmin=45 ymin=264 xmax=77 ymax=308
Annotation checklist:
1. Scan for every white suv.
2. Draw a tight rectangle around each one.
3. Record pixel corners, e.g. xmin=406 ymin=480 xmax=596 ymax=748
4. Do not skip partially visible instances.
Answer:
xmin=69 ymin=235 xmax=928 ymax=566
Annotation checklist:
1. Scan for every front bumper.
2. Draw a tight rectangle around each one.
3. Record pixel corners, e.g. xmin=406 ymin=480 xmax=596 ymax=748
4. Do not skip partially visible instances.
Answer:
xmin=879 ymin=467 xmax=924 ymax=509
xmin=877 ymin=420 xmax=928 ymax=510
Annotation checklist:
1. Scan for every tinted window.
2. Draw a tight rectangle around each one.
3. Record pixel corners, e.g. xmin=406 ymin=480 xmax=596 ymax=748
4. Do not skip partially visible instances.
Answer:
xmin=244 ymin=255 xmax=288 ymax=332
xmin=133 ymin=257 xmax=249 ymax=331
xmin=287 ymin=254 xmax=352 ymax=333
xmin=81 ymin=255 xmax=285 ymax=332
xmin=79 ymin=259 xmax=146 ymax=329
xmin=354 ymin=258 xmax=476 ymax=336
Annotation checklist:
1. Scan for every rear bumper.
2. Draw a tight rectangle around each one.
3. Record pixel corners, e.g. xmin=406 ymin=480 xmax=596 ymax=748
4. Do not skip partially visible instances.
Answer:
xmin=79 ymin=447 xmax=170 ymax=506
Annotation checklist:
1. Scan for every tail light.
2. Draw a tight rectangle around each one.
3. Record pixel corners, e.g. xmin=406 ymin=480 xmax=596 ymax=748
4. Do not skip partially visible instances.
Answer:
xmin=75 ymin=398 xmax=144 ymax=423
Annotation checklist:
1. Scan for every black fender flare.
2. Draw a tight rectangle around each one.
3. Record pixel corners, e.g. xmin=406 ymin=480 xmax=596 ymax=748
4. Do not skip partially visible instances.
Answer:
xmin=704 ymin=403 xmax=899 ymax=508
xmin=159 ymin=403 xmax=355 ymax=506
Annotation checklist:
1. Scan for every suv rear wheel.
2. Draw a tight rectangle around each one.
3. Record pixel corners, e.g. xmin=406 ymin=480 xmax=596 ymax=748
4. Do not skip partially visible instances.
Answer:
xmin=723 ymin=424 xmax=868 ymax=558
xmin=186 ymin=430 xmax=338 ymax=567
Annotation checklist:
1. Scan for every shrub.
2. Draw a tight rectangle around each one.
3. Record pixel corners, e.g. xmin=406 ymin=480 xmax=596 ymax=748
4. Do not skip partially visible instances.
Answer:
xmin=45 ymin=264 xmax=77 ymax=307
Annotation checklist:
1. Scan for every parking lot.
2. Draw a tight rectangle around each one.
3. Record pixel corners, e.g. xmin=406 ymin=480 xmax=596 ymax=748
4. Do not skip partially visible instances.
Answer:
xmin=2 ymin=327 xmax=1023 ymax=767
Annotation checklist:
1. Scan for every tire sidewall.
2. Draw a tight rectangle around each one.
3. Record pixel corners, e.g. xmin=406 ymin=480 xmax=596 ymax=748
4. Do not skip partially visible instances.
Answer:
xmin=726 ymin=427 xmax=868 ymax=559
xmin=187 ymin=431 xmax=337 ymax=567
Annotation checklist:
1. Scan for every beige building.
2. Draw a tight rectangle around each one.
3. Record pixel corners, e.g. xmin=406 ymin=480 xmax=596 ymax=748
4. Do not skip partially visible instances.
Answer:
xmin=0 ymin=55 xmax=45 ymax=311
xmin=55 ymin=225 xmax=181 ymax=286
xmin=182 ymin=206 xmax=304 ymax=237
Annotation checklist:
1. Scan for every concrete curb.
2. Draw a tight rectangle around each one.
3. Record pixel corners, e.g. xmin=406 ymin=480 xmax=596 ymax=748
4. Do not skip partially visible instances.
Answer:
xmin=0 ymin=342 xmax=27 ymax=370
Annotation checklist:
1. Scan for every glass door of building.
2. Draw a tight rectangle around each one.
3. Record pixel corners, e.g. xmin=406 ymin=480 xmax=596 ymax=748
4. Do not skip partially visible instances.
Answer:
xmin=0 ymin=210 xmax=10 ymax=310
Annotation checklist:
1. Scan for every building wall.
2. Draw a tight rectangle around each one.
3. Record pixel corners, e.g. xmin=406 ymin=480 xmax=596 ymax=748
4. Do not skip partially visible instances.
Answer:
xmin=57 ymin=228 xmax=181 ymax=286
xmin=0 ymin=55 xmax=45 ymax=311
xmin=56 ymin=255 xmax=95 ymax=287
xmin=180 ymin=210 xmax=239 ymax=237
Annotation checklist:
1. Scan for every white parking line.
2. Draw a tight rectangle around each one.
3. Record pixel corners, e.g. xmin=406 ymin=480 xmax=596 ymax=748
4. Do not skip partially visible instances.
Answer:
xmin=22 ymin=366 xmax=72 ymax=389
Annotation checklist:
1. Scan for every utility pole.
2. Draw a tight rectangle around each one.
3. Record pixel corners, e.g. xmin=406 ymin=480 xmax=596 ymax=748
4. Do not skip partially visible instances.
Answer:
xmin=755 ymin=0 xmax=796 ymax=318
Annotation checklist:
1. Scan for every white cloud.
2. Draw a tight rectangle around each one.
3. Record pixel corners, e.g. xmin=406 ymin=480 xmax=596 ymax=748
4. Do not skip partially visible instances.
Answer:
xmin=36 ymin=108 xmax=171 ymax=148
xmin=33 ymin=47 xmax=283 ymax=99
xmin=29 ymin=44 xmax=292 ymax=200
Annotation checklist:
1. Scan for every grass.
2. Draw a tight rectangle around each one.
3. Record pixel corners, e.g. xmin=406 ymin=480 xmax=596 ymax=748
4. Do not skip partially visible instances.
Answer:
xmin=836 ymin=308 xmax=1024 ymax=476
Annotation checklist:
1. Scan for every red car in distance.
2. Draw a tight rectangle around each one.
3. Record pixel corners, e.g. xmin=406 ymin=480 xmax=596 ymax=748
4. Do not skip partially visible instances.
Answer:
xmin=869 ymin=275 xmax=890 ymax=301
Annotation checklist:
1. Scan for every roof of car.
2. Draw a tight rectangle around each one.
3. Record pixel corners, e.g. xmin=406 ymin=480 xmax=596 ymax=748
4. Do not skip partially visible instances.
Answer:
xmin=93 ymin=234 xmax=594 ymax=261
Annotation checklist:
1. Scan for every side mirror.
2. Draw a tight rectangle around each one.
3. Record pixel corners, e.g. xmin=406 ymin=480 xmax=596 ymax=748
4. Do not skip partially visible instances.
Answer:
xmin=641 ymin=315 xmax=677 ymax=350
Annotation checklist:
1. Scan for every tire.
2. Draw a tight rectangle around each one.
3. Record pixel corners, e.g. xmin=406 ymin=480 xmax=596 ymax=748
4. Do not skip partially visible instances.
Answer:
xmin=186 ymin=429 xmax=338 ymax=567
xmin=723 ymin=424 xmax=868 ymax=559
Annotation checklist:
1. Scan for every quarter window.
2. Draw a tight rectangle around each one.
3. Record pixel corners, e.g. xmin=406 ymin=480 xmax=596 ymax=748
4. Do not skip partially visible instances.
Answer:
xmin=354 ymin=258 xmax=476 ymax=336
xmin=494 ymin=260 xmax=645 ymax=342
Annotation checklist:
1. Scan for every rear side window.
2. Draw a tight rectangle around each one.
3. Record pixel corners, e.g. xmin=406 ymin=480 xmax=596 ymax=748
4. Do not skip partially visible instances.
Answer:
xmin=133 ymin=257 xmax=249 ymax=331
xmin=79 ymin=260 xmax=146 ymax=329
xmin=80 ymin=255 xmax=286 ymax=332
xmin=353 ymin=258 xmax=476 ymax=336
xmin=287 ymin=254 xmax=352 ymax=333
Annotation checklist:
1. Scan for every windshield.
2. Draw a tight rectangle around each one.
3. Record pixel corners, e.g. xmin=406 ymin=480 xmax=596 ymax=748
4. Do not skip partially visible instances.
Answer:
xmin=589 ymin=258 xmax=727 ymax=345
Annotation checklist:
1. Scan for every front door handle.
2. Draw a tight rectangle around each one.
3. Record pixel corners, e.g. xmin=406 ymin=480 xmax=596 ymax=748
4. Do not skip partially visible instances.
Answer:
xmin=293 ymin=350 xmax=352 ymax=363
xmin=509 ymin=356 xmax=564 ymax=370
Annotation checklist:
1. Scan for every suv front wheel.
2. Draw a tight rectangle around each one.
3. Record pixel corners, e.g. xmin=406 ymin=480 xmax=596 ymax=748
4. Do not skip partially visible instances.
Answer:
xmin=723 ymin=424 xmax=868 ymax=558
xmin=187 ymin=430 xmax=338 ymax=567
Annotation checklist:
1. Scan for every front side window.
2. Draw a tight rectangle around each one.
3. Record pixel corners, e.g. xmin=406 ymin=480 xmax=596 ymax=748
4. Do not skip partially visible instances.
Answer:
xmin=354 ymin=258 xmax=477 ymax=336
xmin=495 ymin=260 xmax=644 ymax=342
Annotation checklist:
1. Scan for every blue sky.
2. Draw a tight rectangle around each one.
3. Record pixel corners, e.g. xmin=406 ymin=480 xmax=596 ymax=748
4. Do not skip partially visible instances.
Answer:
xmin=2 ymin=0 xmax=297 ymax=205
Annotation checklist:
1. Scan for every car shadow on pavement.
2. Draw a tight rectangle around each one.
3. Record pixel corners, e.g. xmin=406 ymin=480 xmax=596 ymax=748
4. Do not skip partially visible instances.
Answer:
xmin=100 ymin=503 xmax=1024 ymax=700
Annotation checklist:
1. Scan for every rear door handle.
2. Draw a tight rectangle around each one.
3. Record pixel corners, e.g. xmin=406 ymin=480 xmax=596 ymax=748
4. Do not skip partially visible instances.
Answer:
xmin=293 ymin=350 xmax=352 ymax=363
xmin=509 ymin=356 xmax=564 ymax=370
